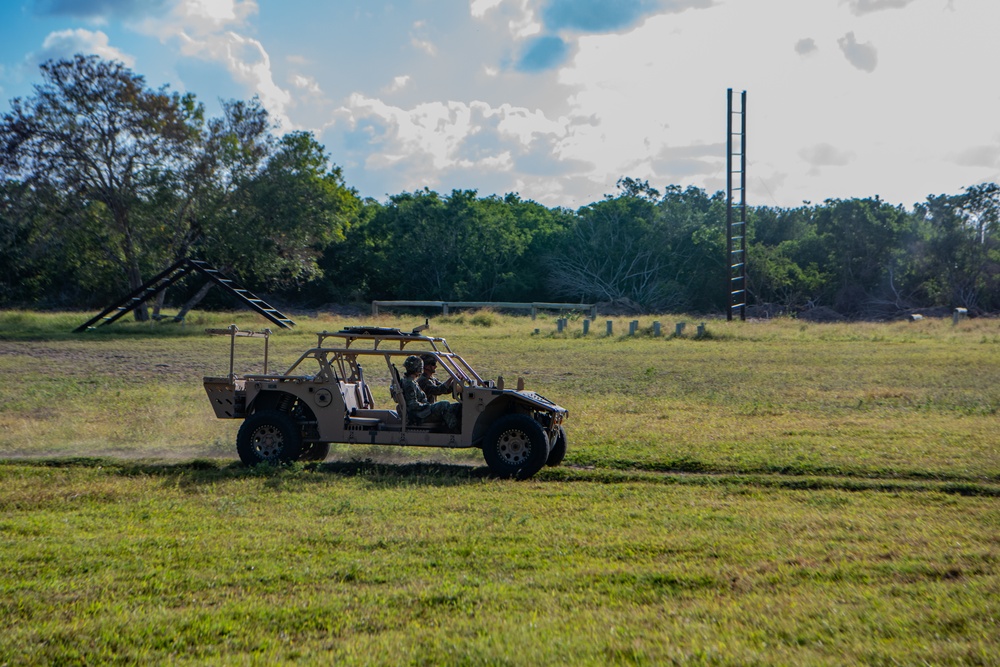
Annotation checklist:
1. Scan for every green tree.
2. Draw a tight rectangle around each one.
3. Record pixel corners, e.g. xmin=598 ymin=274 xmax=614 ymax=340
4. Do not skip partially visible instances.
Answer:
xmin=747 ymin=206 xmax=828 ymax=310
xmin=178 ymin=128 xmax=359 ymax=315
xmin=549 ymin=182 xmax=725 ymax=313
xmin=916 ymin=183 xmax=1000 ymax=310
xmin=334 ymin=189 xmax=532 ymax=302
xmin=654 ymin=185 xmax=727 ymax=312
xmin=0 ymin=55 xmax=201 ymax=319
xmin=493 ymin=193 xmax=575 ymax=301
xmin=813 ymin=197 xmax=914 ymax=316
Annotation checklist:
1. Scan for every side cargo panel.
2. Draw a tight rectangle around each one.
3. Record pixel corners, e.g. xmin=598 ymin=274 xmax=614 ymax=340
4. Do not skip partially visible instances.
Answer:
xmin=204 ymin=377 xmax=246 ymax=418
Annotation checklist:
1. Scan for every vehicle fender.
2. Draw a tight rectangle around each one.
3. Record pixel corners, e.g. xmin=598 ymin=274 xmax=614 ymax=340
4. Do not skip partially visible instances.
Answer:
xmin=471 ymin=396 xmax=532 ymax=445
xmin=247 ymin=389 xmax=316 ymax=420
xmin=247 ymin=390 xmax=285 ymax=414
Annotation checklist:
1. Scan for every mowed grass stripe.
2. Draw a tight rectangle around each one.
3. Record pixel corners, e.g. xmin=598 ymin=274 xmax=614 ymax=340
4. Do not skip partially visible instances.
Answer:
xmin=1 ymin=311 xmax=999 ymax=664
xmin=1 ymin=461 xmax=997 ymax=665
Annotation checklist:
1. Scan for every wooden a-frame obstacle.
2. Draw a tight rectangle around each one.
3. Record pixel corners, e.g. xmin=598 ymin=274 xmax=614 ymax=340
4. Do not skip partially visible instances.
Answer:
xmin=73 ymin=258 xmax=295 ymax=332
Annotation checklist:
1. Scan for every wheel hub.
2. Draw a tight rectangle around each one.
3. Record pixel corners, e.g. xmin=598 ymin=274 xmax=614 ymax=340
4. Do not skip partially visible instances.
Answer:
xmin=496 ymin=428 xmax=531 ymax=465
xmin=251 ymin=424 xmax=284 ymax=459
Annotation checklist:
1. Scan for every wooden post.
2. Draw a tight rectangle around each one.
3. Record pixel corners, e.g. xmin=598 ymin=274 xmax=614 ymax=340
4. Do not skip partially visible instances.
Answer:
xmin=606 ymin=320 xmax=614 ymax=336
xmin=557 ymin=318 xmax=565 ymax=333
xmin=583 ymin=319 xmax=590 ymax=335
xmin=629 ymin=320 xmax=638 ymax=336
xmin=653 ymin=321 xmax=661 ymax=337
xmin=675 ymin=322 xmax=686 ymax=336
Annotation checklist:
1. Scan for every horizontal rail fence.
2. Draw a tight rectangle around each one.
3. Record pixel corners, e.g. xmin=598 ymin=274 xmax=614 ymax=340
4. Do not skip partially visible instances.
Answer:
xmin=371 ymin=300 xmax=596 ymax=320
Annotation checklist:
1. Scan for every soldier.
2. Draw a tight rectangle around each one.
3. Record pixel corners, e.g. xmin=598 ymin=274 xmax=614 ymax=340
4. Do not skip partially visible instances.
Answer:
xmin=401 ymin=355 xmax=461 ymax=431
xmin=418 ymin=353 xmax=454 ymax=399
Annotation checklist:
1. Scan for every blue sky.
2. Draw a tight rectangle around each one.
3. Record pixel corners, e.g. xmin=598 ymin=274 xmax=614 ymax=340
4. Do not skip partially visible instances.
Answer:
xmin=1 ymin=0 xmax=998 ymax=209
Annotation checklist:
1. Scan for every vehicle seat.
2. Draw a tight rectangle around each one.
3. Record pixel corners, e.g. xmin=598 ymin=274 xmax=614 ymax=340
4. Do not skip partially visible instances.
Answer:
xmin=389 ymin=364 xmax=407 ymax=423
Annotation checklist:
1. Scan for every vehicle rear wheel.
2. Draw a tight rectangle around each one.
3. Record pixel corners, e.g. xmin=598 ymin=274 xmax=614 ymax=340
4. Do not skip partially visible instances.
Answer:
xmin=237 ymin=410 xmax=303 ymax=466
xmin=299 ymin=442 xmax=330 ymax=462
xmin=482 ymin=414 xmax=548 ymax=480
xmin=546 ymin=425 xmax=567 ymax=467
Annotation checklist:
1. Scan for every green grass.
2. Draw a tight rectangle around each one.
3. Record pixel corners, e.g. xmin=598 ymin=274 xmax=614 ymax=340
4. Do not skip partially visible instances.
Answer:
xmin=1 ymin=310 xmax=999 ymax=664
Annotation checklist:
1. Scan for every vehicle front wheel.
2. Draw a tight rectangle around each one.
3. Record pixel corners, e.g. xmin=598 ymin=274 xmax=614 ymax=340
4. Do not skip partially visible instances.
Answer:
xmin=236 ymin=410 xmax=303 ymax=466
xmin=546 ymin=425 xmax=567 ymax=467
xmin=482 ymin=414 xmax=549 ymax=480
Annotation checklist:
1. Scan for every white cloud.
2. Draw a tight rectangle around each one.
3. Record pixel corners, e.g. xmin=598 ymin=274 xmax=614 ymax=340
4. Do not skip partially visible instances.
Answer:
xmin=953 ymin=144 xmax=1000 ymax=168
xmin=384 ymin=75 xmax=411 ymax=93
xmin=799 ymin=143 xmax=854 ymax=167
xmin=795 ymin=38 xmax=817 ymax=56
xmin=332 ymin=93 xmax=579 ymax=199
xmin=410 ymin=20 xmax=437 ymax=56
xmin=177 ymin=30 xmax=291 ymax=126
xmin=136 ymin=0 xmax=292 ymax=128
xmin=344 ymin=95 xmax=492 ymax=171
xmin=30 ymin=28 xmax=135 ymax=67
xmin=471 ymin=0 xmax=540 ymax=38
xmin=38 ymin=0 xmax=988 ymax=209
xmin=411 ymin=38 xmax=437 ymax=56
xmin=292 ymin=73 xmax=321 ymax=95
xmin=843 ymin=0 xmax=917 ymax=16
xmin=837 ymin=31 xmax=878 ymax=72
xmin=172 ymin=0 xmax=257 ymax=34
xmin=470 ymin=0 xmax=504 ymax=18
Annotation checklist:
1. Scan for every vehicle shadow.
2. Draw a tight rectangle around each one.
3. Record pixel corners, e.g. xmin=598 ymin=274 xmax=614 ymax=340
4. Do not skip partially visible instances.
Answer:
xmin=9 ymin=455 xmax=494 ymax=489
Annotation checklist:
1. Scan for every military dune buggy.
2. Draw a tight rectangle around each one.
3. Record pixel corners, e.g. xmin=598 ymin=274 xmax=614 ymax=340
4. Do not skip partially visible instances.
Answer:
xmin=203 ymin=324 xmax=568 ymax=479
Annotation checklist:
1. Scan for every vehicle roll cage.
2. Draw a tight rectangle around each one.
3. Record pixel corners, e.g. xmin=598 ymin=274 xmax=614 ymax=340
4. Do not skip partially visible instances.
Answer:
xmin=208 ymin=325 xmax=486 ymax=388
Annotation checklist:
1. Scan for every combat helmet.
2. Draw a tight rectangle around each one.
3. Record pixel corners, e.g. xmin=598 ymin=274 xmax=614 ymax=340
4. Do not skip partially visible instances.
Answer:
xmin=403 ymin=355 xmax=423 ymax=375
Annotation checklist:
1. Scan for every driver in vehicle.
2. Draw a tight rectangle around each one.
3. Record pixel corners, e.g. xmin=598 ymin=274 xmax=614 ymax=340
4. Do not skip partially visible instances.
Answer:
xmin=418 ymin=353 xmax=454 ymax=399
xmin=400 ymin=355 xmax=462 ymax=431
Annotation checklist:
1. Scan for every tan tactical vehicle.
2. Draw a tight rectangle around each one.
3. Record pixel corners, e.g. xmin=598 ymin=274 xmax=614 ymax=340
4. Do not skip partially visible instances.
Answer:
xmin=203 ymin=324 xmax=568 ymax=479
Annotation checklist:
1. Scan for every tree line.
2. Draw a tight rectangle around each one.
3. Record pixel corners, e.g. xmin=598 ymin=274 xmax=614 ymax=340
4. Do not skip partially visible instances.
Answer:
xmin=2 ymin=55 xmax=998 ymax=318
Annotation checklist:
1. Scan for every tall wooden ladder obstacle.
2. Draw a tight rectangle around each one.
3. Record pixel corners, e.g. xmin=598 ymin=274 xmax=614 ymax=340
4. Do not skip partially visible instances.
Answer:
xmin=73 ymin=258 xmax=295 ymax=332
xmin=726 ymin=88 xmax=748 ymax=322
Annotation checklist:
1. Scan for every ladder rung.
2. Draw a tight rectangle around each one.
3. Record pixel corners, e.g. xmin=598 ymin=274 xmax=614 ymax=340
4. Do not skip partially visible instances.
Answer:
xmin=731 ymin=290 xmax=745 ymax=296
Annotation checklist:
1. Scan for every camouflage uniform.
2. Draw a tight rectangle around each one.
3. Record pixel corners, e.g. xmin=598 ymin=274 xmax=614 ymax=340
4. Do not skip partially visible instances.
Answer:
xmin=418 ymin=373 xmax=451 ymax=399
xmin=401 ymin=374 xmax=461 ymax=430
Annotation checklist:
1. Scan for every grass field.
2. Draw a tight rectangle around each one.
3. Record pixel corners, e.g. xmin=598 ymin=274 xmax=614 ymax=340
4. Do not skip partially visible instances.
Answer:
xmin=1 ymin=310 xmax=998 ymax=665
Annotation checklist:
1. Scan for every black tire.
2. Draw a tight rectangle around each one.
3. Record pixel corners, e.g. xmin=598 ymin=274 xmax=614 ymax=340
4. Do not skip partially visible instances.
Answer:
xmin=546 ymin=425 xmax=567 ymax=467
xmin=236 ymin=410 xmax=303 ymax=466
xmin=299 ymin=442 xmax=330 ymax=462
xmin=482 ymin=414 xmax=549 ymax=480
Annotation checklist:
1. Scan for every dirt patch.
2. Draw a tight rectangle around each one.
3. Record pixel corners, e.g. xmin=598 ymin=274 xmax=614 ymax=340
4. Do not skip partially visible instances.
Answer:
xmin=0 ymin=342 xmax=214 ymax=381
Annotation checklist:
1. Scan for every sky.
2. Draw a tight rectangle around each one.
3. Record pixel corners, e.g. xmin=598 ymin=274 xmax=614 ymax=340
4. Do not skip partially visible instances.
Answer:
xmin=1 ymin=0 xmax=998 ymax=210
